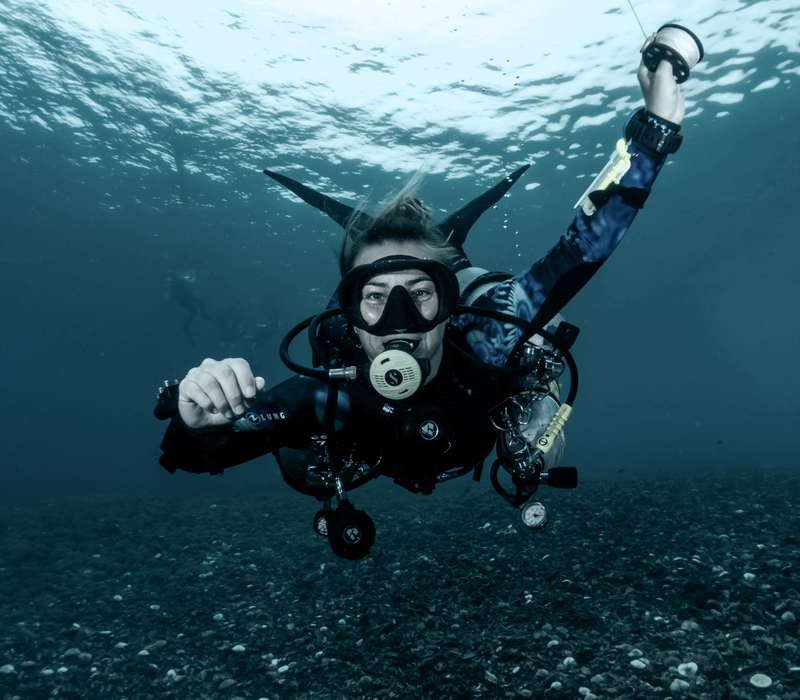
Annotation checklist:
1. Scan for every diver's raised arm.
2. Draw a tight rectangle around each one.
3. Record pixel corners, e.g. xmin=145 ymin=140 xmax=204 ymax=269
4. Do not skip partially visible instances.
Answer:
xmin=178 ymin=357 xmax=265 ymax=429
xmin=638 ymin=58 xmax=684 ymax=125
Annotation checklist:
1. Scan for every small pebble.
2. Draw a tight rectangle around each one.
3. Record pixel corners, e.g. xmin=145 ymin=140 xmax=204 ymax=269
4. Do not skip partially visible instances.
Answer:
xmin=562 ymin=656 xmax=577 ymax=668
xmin=680 ymin=620 xmax=700 ymax=631
xmin=744 ymin=573 xmax=756 ymax=581
xmin=671 ymin=679 xmax=691 ymax=694
xmin=628 ymin=648 xmax=643 ymax=657
xmin=678 ymin=662 xmax=698 ymax=677
xmin=631 ymin=659 xmax=649 ymax=670
xmin=213 ymin=613 xmax=224 ymax=621
xmin=0 ymin=665 xmax=14 ymax=674
xmin=750 ymin=673 xmax=772 ymax=688
xmin=278 ymin=664 xmax=290 ymax=673
xmin=232 ymin=644 xmax=246 ymax=653
xmin=219 ymin=678 xmax=236 ymax=690
xmin=550 ymin=681 xmax=562 ymax=690
xmin=781 ymin=611 xmax=797 ymax=623
xmin=518 ymin=691 xmax=533 ymax=698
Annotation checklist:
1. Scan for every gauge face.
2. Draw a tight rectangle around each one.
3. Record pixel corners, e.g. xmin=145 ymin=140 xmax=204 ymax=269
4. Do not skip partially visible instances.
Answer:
xmin=521 ymin=501 xmax=548 ymax=529
xmin=313 ymin=512 xmax=329 ymax=537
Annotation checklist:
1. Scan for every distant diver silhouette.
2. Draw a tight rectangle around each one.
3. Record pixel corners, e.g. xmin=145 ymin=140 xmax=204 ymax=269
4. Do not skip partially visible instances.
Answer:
xmin=164 ymin=270 xmax=217 ymax=348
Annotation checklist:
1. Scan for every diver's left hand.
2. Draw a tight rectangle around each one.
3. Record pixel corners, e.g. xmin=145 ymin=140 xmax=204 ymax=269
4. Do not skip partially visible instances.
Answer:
xmin=638 ymin=59 xmax=685 ymax=125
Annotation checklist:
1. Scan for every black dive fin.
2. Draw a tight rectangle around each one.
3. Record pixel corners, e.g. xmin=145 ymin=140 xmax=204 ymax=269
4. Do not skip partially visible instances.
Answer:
xmin=436 ymin=164 xmax=530 ymax=254
xmin=263 ymin=169 xmax=374 ymax=231
xmin=263 ymin=164 xmax=530 ymax=256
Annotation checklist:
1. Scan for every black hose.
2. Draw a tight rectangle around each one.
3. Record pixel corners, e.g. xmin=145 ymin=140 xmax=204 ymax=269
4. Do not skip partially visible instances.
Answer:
xmin=279 ymin=314 xmax=328 ymax=379
xmin=282 ymin=304 xmax=578 ymax=405
xmin=451 ymin=305 xmax=579 ymax=406
xmin=308 ymin=307 xmax=343 ymax=370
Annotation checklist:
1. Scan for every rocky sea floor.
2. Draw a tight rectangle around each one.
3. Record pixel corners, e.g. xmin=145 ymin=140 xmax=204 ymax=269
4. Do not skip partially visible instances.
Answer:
xmin=1 ymin=467 xmax=799 ymax=700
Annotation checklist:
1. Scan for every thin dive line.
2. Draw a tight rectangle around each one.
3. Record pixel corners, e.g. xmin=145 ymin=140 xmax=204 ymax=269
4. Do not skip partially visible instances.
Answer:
xmin=626 ymin=0 xmax=648 ymax=39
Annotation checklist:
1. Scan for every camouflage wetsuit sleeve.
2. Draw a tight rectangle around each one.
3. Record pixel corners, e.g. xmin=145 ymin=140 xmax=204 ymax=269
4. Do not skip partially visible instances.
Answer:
xmin=451 ymin=138 xmax=669 ymax=367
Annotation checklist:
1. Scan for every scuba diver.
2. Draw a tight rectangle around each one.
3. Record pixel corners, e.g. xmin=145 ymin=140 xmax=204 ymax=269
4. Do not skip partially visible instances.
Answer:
xmin=164 ymin=269 xmax=219 ymax=348
xmin=155 ymin=45 xmax=700 ymax=561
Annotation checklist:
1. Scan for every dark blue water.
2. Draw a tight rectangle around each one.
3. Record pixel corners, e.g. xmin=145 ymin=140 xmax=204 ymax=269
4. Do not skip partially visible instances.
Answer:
xmin=2 ymin=3 xmax=800 ymax=699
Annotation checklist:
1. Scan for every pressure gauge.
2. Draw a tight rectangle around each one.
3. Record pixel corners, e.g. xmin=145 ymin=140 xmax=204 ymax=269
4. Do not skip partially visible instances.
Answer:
xmin=521 ymin=501 xmax=548 ymax=529
xmin=313 ymin=509 xmax=330 ymax=537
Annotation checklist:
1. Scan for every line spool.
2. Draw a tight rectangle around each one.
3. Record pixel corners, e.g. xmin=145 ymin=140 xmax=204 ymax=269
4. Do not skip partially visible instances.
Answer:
xmin=641 ymin=24 xmax=704 ymax=83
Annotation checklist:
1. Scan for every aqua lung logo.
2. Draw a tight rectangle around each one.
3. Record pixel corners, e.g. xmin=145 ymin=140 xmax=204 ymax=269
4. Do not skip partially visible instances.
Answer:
xmin=419 ymin=420 xmax=439 ymax=441
xmin=247 ymin=410 xmax=286 ymax=424
xmin=343 ymin=526 xmax=362 ymax=544
xmin=384 ymin=369 xmax=403 ymax=387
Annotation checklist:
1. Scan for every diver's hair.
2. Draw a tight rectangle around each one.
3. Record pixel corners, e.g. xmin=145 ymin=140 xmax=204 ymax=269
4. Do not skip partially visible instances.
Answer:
xmin=338 ymin=174 xmax=463 ymax=275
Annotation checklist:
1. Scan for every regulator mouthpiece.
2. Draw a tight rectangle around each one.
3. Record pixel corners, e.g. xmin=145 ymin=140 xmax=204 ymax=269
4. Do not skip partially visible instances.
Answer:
xmin=368 ymin=348 xmax=428 ymax=400
xmin=641 ymin=24 xmax=704 ymax=84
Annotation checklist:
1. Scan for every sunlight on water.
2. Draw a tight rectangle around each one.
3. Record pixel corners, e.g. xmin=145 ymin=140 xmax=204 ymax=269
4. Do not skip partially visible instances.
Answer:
xmin=1 ymin=0 xmax=798 ymax=192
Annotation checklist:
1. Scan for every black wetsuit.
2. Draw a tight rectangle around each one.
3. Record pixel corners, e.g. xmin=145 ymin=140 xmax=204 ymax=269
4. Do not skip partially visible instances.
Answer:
xmin=159 ymin=341 xmax=512 ymax=494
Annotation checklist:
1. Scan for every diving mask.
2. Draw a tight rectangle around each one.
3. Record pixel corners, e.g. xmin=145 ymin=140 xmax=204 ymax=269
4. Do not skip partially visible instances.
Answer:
xmin=338 ymin=255 xmax=459 ymax=336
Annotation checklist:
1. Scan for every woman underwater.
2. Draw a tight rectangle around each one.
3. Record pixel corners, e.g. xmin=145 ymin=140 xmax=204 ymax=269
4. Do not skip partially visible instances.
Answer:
xmin=157 ymin=54 xmax=694 ymax=559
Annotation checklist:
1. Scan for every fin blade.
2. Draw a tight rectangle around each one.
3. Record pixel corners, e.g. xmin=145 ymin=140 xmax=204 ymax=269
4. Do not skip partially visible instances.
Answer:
xmin=436 ymin=164 xmax=531 ymax=252
xmin=263 ymin=169 xmax=368 ymax=230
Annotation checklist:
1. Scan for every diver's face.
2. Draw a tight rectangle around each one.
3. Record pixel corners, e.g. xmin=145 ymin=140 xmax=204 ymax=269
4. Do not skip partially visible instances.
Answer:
xmin=352 ymin=242 xmax=447 ymax=380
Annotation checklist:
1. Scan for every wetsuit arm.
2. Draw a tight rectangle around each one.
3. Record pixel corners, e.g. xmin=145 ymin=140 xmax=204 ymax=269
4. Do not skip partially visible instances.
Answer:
xmin=158 ymin=375 xmax=348 ymax=475
xmin=524 ymin=136 xmax=669 ymax=326
xmin=453 ymin=130 xmax=673 ymax=366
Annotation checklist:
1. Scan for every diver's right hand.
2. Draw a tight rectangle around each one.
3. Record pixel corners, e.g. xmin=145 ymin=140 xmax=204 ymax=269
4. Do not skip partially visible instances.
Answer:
xmin=178 ymin=358 xmax=265 ymax=429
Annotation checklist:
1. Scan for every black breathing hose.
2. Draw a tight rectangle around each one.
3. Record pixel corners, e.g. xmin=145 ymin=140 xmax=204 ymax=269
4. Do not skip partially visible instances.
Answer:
xmin=449 ymin=305 xmax=579 ymax=406
xmin=281 ymin=305 xmax=578 ymax=407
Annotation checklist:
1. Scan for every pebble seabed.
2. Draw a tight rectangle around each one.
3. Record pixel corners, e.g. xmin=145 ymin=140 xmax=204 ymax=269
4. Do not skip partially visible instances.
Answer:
xmin=1 ymin=467 xmax=799 ymax=700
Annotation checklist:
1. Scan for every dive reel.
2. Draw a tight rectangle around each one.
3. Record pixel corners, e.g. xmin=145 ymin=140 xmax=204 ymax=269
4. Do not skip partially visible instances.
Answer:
xmin=279 ymin=303 xmax=582 ymax=558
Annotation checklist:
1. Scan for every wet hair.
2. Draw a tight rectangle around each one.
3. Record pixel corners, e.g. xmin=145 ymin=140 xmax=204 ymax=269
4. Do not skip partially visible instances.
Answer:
xmin=337 ymin=176 xmax=463 ymax=276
